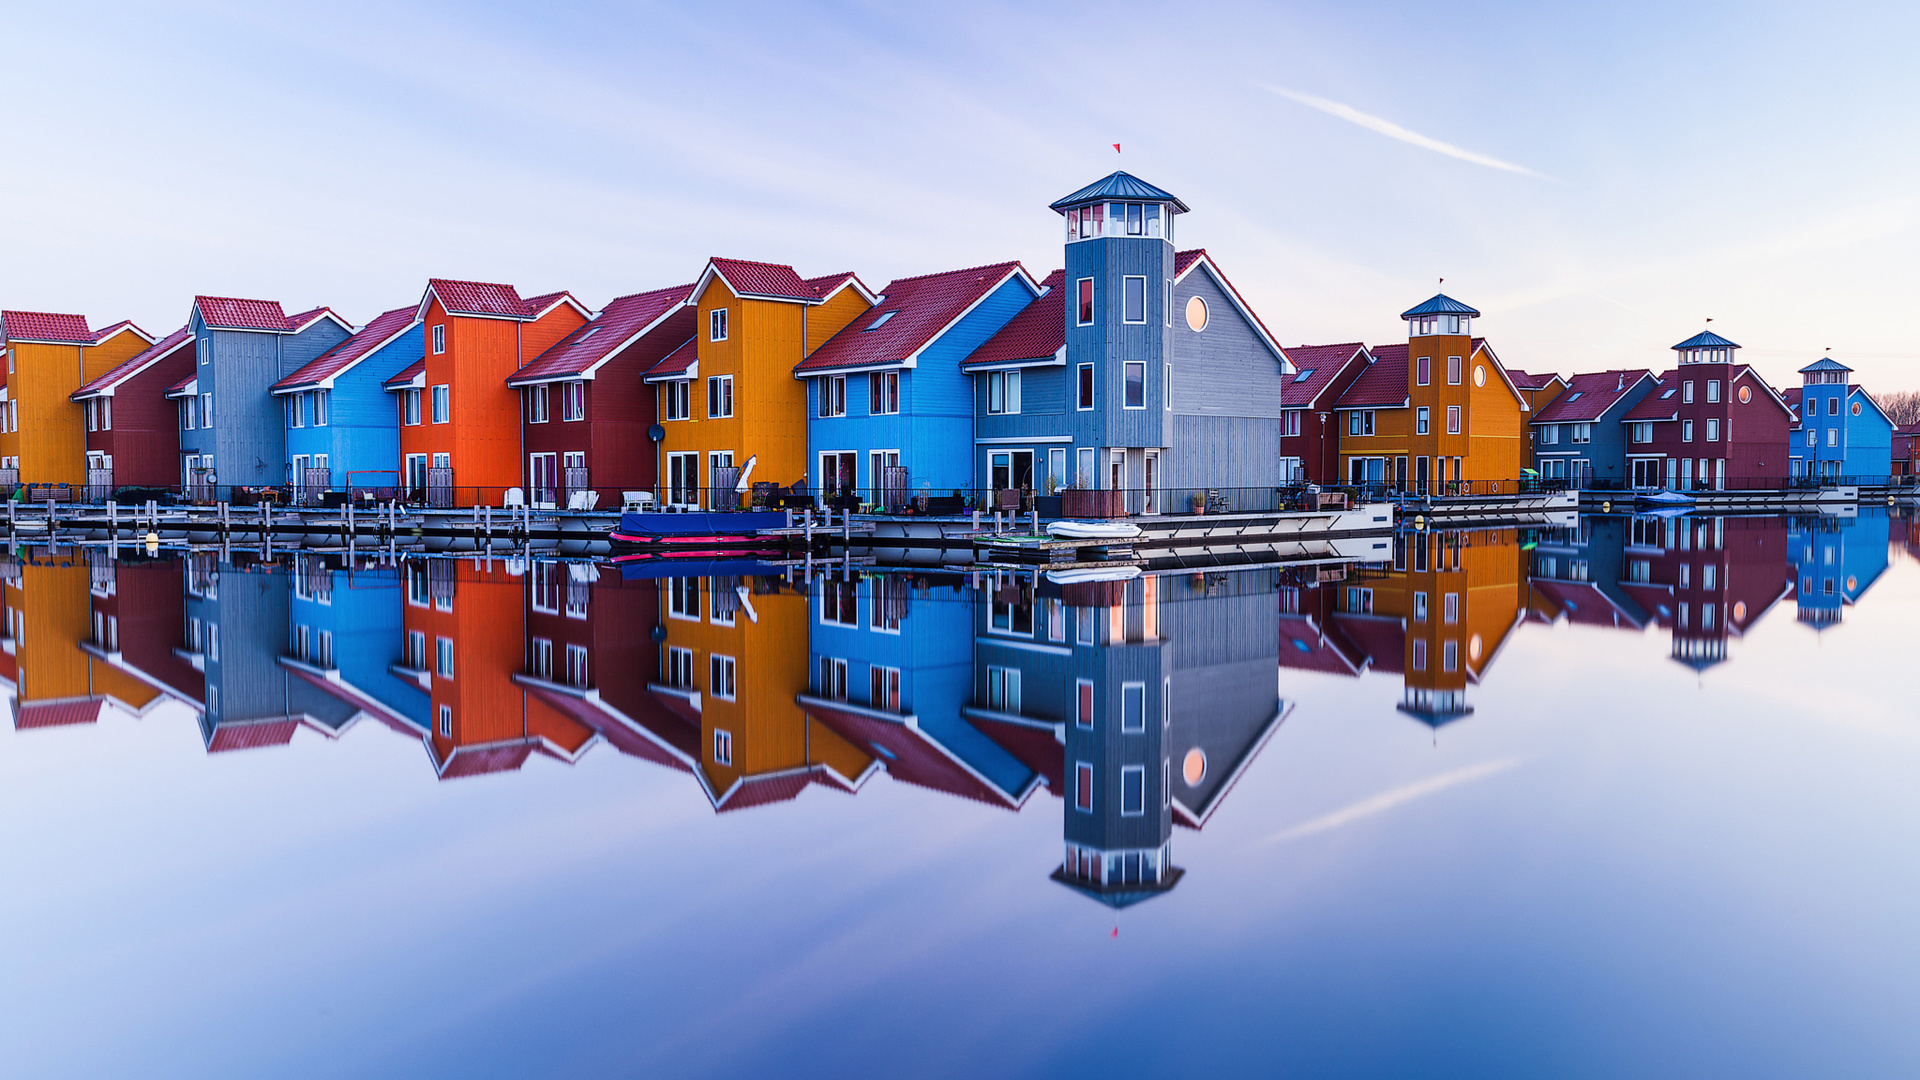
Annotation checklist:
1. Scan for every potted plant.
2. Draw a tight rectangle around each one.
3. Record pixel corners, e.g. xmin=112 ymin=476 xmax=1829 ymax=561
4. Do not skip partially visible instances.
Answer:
xmin=1188 ymin=491 xmax=1206 ymax=515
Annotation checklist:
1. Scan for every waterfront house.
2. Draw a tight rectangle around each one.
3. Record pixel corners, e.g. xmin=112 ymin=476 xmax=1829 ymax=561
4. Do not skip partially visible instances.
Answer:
xmin=1617 ymin=331 xmax=1793 ymax=491
xmin=177 ymin=297 xmax=352 ymax=495
xmin=796 ymin=262 xmax=1040 ymax=509
xmin=1278 ymin=343 xmax=1373 ymax=486
xmin=1508 ymin=370 xmax=1568 ymax=414
xmin=1530 ymin=369 xmax=1659 ymax=489
xmin=276 ymin=554 xmax=429 ymax=737
xmin=270 ymin=306 xmax=423 ymax=503
xmin=1617 ymin=515 xmax=1793 ymax=670
xmin=0 ymin=547 xmax=172 ymax=730
xmin=391 ymin=279 xmax=589 ymax=507
xmin=648 ymin=258 xmax=872 ymax=509
xmin=0 ymin=312 xmax=151 ymax=488
xmin=1788 ymin=357 xmax=1893 ymax=481
xmin=82 ymin=552 xmax=204 ymax=712
xmin=71 ymin=325 xmax=196 ymax=495
xmin=507 ymin=283 xmax=695 ymax=508
xmin=1894 ymin=423 xmax=1920 ymax=478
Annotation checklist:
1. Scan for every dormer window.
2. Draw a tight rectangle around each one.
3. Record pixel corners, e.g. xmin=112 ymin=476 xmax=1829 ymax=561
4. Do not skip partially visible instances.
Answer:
xmin=864 ymin=311 xmax=897 ymax=331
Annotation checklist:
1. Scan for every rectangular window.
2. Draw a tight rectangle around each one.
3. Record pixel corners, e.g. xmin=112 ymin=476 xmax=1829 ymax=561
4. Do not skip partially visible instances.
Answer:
xmin=1121 ymin=682 xmax=1146 ymax=732
xmin=1123 ymin=362 xmax=1146 ymax=408
xmin=662 ymin=380 xmax=690 ymax=420
xmin=1413 ymin=639 xmax=1427 ymax=670
xmin=1683 ymin=419 xmax=1694 ymax=442
xmin=436 ymin=636 xmax=454 ymax=678
xmin=1443 ymin=639 xmax=1459 ymax=671
xmin=1077 ymin=364 xmax=1094 ymax=410
xmin=431 ymin=385 xmax=449 ymax=423
xmin=1707 ymin=380 xmax=1720 ymax=403
xmin=987 ymin=370 xmax=1021 ymax=414
xmin=1164 ymin=361 xmax=1173 ymax=409
xmin=820 ymin=375 xmax=846 ymax=417
xmin=1416 ymin=356 xmax=1431 ymax=386
xmin=1416 ymin=406 xmax=1429 ymax=435
xmin=869 ymin=665 xmax=901 ymax=711
xmin=869 ymin=370 xmax=899 ymax=415
xmin=288 ymin=395 xmax=305 ymax=429
xmin=819 ymin=656 xmax=848 ymax=700
xmin=1828 ymin=396 xmax=1839 ymax=416
xmin=1572 ymin=423 xmax=1591 ymax=444
xmin=1076 ymin=278 xmax=1094 ymax=325
xmin=1165 ymin=280 xmax=1173 ymax=327
xmin=200 ymin=393 xmax=213 ymax=428
xmin=1706 ymin=418 xmax=1720 ymax=442
xmin=709 ymin=308 xmax=728 ymax=342
xmin=1683 ymin=381 xmax=1695 ymax=403
xmin=405 ymin=630 xmax=426 ymax=670
xmin=1414 ymin=591 xmax=1428 ymax=621
xmin=527 ymin=384 xmax=550 ymax=423
xmin=438 ymin=704 xmax=452 ymax=737
xmin=665 ymin=646 xmax=694 ymax=688
xmin=1443 ymin=592 xmax=1459 ymax=624
xmin=1447 ymin=405 xmax=1461 ymax=434
xmin=1120 ymin=765 xmax=1145 ymax=816
xmin=713 ymin=729 xmax=732 ymax=765
xmin=403 ymin=388 xmax=421 ymax=425
xmin=565 ymin=644 xmax=589 ymax=688
xmin=431 ymin=324 xmax=445 ymax=354
xmin=1122 ymin=276 xmax=1146 ymax=323
xmin=1827 ymin=428 xmax=1838 ymax=447
xmin=1631 ymin=422 xmax=1651 ymax=443
xmin=1448 ymin=356 xmax=1462 ymax=385
xmin=709 ymin=654 xmax=736 ymax=700
xmin=987 ymin=665 xmax=1021 ymax=713
xmin=1076 ymin=679 xmax=1094 ymax=729
xmin=1074 ymin=762 xmax=1094 ymax=812
xmin=561 ymin=381 xmax=585 ymax=421
xmin=707 ymin=375 xmax=734 ymax=418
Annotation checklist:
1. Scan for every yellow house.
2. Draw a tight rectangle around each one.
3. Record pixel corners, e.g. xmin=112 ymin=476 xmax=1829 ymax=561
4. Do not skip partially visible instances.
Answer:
xmin=1332 ymin=294 xmax=1536 ymax=494
xmin=654 ymin=573 xmax=876 ymax=810
xmin=645 ymin=258 xmax=872 ymax=507
xmin=0 ymin=547 xmax=163 ymax=731
xmin=0 ymin=312 xmax=152 ymax=487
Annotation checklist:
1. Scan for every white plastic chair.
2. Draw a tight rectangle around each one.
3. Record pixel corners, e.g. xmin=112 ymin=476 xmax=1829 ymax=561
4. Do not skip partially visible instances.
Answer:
xmin=566 ymin=490 xmax=590 ymax=511
xmin=580 ymin=490 xmax=600 ymax=511
xmin=504 ymin=487 xmax=525 ymax=509
xmin=622 ymin=490 xmax=653 ymax=512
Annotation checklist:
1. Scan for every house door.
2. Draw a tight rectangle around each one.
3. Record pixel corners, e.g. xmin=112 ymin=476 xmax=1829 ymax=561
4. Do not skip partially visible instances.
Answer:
xmin=562 ymin=451 xmax=587 ymax=505
xmin=1142 ymin=450 xmax=1159 ymax=514
xmin=870 ymin=450 xmax=902 ymax=509
xmin=1414 ymin=455 xmax=1430 ymax=497
xmin=666 ymin=453 xmax=699 ymax=507
xmin=1048 ymin=447 xmax=1067 ymax=492
xmin=708 ymin=451 xmax=735 ymax=509
xmin=292 ymin=455 xmax=308 ymax=500
xmin=1716 ymin=458 xmax=1727 ymax=489
xmin=406 ymin=454 xmax=428 ymax=500
xmin=529 ymin=452 xmax=557 ymax=508
xmin=1665 ymin=457 xmax=1679 ymax=489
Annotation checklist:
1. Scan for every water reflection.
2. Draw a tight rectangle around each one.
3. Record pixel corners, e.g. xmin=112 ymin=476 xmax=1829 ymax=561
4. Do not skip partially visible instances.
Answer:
xmin=2 ymin=506 xmax=1907 ymax=909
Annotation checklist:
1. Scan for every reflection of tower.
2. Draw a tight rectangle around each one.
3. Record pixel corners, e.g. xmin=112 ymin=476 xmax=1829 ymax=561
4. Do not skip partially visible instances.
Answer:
xmin=1616 ymin=514 xmax=1792 ymax=671
xmin=1787 ymin=511 xmax=1889 ymax=630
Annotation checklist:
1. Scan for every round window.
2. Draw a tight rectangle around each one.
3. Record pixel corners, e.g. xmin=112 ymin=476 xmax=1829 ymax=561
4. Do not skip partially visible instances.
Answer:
xmin=1469 ymin=634 xmax=1483 ymax=662
xmin=1848 ymin=576 xmax=1858 ymax=591
xmin=1185 ymin=296 xmax=1209 ymax=332
xmin=1852 ymin=401 xmax=1862 ymax=416
xmin=1473 ymin=364 xmax=1487 ymax=387
xmin=1733 ymin=601 xmax=1747 ymax=622
xmin=1737 ymin=385 xmax=1752 ymax=404
xmin=1182 ymin=748 xmax=1207 ymax=786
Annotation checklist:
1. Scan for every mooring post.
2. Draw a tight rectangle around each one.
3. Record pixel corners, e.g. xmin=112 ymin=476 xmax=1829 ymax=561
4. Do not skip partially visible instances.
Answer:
xmin=971 ymin=508 xmax=980 ymax=532
xmin=1030 ymin=510 xmax=1039 ymax=535
xmin=107 ymin=501 xmax=117 ymax=535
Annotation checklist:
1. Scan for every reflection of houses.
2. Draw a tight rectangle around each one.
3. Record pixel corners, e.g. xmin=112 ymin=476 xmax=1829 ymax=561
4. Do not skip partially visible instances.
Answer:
xmin=1526 ymin=517 xmax=1650 ymax=630
xmin=0 ymin=547 xmax=175 ymax=729
xmin=277 ymin=554 xmax=429 ymax=737
xmin=1787 ymin=513 xmax=1889 ymax=628
xmin=1617 ymin=515 xmax=1792 ymax=670
xmin=81 ymin=551 xmax=203 ymax=711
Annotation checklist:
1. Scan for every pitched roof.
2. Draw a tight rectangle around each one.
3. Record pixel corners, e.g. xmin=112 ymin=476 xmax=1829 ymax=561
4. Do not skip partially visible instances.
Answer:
xmin=1049 ymin=171 xmax=1190 ymax=213
xmin=796 ymin=261 xmax=1028 ymax=375
xmin=382 ymin=358 xmax=425 ymax=389
xmin=640 ymin=336 xmax=698 ymax=382
xmin=285 ymin=306 xmax=343 ymax=333
xmin=1673 ymin=329 xmax=1740 ymax=350
xmin=961 ymin=269 xmax=1064 ymax=369
xmin=510 ymin=283 xmax=693 ymax=385
xmin=427 ymin=278 xmax=535 ymax=318
xmin=1783 ymin=386 xmax=1802 ymax=420
xmin=798 ymin=696 xmax=1033 ymax=808
xmin=165 ymin=371 xmax=198 ymax=397
xmin=1174 ymin=249 xmax=1204 ymax=277
xmin=1533 ymin=369 xmax=1654 ymax=424
xmin=1401 ymin=293 xmax=1480 ymax=319
xmin=1621 ymin=374 xmax=1680 ymax=421
xmin=703 ymin=257 xmax=869 ymax=304
xmin=1799 ymin=356 xmax=1853 ymax=373
xmin=1280 ymin=343 xmax=1368 ymax=408
xmin=2 ymin=311 xmax=93 ymax=344
xmin=1506 ymin=369 xmax=1562 ymax=390
xmin=14 ymin=698 xmax=106 ymax=730
xmin=195 ymin=296 xmax=293 ymax=331
xmin=74 ymin=325 xmax=194 ymax=399
xmin=274 ymin=306 xmax=417 ymax=393
xmin=90 ymin=320 xmax=151 ymax=345
xmin=207 ymin=717 xmax=302 ymax=752
xmin=1332 ymin=344 xmax=1410 ymax=408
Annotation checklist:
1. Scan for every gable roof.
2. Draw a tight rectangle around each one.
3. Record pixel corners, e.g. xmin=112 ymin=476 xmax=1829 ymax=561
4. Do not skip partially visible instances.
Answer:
xmin=1849 ymin=386 xmax=1894 ymax=427
xmin=420 ymin=279 xmax=589 ymax=322
xmin=1621 ymin=366 xmax=1793 ymax=421
xmin=90 ymin=320 xmax=152 ymax=345
xmin=961 ymin=269 xmax=1065 ymax=370
xmin=1280 ymin=342 xmax=1370 ymax=408
xmin=1048 ymin=171 xmax=1190 ymax=213
xmin=382 ymin=359 xmax=425 ymax=390
xmin=1507 ymin=369 xmax=1563 ymax=391
xmin=194 ymin=296 xmax=293 ymax=332
xmin=73 ymin=325 xmax=194 ymax=399
xmin=1782 ymin=386 xmax=1802 ymax=421
xmin=1332 ymin=344 xmax=1410 ymax=408
xmin=510 ymin=283 xmax=694 ymax=385
xmin=640 ymin=336 xmax=699 ymax=383
xmin=1 ymin=311 xmax=93 ymax=344
xmin=795 ymin=261 xmax=1033 ymax=376
xmin=697 ymin=257 xmax=877 ymax=306
xmin=1401 ymin=293 xmax=1480 ymax=319
xmin=1533 ymin=369 xmax=1655 ymax=424
xmin=165 ymin=371 xmax=198 ymax=398
xmin=1174 ymin=250 xmax=1288 ymax=366
xmin=273 ymin=306 xmax=419 ymax=393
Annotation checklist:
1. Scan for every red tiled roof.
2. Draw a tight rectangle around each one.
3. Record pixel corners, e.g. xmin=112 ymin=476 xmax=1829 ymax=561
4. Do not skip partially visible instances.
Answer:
xmin=90 ymin=319 xmax=149 ymax=344
xmin=713 ymin=769 xmax=817 ymax=812
xmin=962 ymin=269 xmax=1064 ymax=369
xmin=285 ymin=306 xmax=341 ymax=332
xmin=641 ymin=336 xmax=698 ymax=382
xmin=705 ymin=258 xmax=865 ymax=303
xmin=74 ymin=325 xmax=193 ymax=398
xmin=1174 ymin=249 xmax=1204 ymax=277
xmin=15 ymin=698 xmax=105 ymax=730
xmin=195 ymin=296 xmax=294 ymax=331
xmin=1281 ymin=342 xmax=1367 ymax=408
xmin=383 ymin=358 xmax=425 ymax=389
xmin=439 ymin=740 xmax=536 ymax=778
xmin=165 ymin=371 xmax=198 ymax=396
xmin=1507 ymin=369 xmax=1561 ymax=390
xmin=1534 ymin=369 xmax=1653 ymax=424
xmin=275 ymin=306 xmax=417 ymax=392
xmin=428 ymin=278 xmax=535 ymax=318
xmin=510 ymin=283 xmax=693 ymax=385
xmin=1332 ymin=344 xmax=1409 ymax=408
xmin=796 ymin=261 xmax=1026 ymax=375
xmin=523 ymin=290 xmax=582 ymax=318
xmin=1783 ymin=386 xmax=1802 ymax=421
xmin=1622 ymin=373 xmax=1680 ymax=421
xmin=208 ymin=717 xmax=302 ymax=752
xmin=801 ymin=272 xmax=868 ymax=300
xmin=2 ymin=311 xmax=93 ymax=344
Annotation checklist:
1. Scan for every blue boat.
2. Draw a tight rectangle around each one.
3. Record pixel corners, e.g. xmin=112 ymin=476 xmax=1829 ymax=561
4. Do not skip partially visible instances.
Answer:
xmin=609 ymin=511 xmax=790 ymax=549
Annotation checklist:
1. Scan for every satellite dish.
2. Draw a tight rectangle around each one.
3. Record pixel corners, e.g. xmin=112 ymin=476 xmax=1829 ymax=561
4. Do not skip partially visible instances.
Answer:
xmin=648 ymin=424 xmax=665 ymax=442
xmin=649 ymin=623 xmax=667 ymax=643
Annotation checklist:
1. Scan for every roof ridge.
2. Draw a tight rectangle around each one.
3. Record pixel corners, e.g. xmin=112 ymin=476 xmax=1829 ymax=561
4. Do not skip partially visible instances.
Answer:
xmin=879 ymin=260 xmax=1022 ymax=288
xmin=428 ymin=276 xmax=521 ymax=289
xmin=709 ymin=255 xmax=797 ymax=271
xmin=600 ymin=282 xmax=695 ymax=306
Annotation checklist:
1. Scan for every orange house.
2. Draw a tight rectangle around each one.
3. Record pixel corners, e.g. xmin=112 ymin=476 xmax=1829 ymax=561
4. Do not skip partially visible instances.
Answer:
xmin=647 ymin=258 xmax=872 ymax=507
xmin=388 ymin=280 xmax=589 ymax=506
xmin=0 ymin=312 xmax=152 ymax=487
xmin=0 ymin=547 xmax=165 ymax=731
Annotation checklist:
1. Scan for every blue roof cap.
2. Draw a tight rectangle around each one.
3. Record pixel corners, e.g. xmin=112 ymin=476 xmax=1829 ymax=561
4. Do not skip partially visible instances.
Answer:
xmin=1049 ymin=171 xmax=1190 ymax=214
xmin=1671 ymin=330 xmax=1740 ymax=351
xmin=1798 ymin=356 xmax=1853 ymax=373
xmin=1399 ymin=293 xmax=1480 ymax=319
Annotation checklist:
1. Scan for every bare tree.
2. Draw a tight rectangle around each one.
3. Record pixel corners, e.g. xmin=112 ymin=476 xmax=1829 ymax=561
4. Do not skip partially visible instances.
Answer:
xmin=1880 ymin=390 xmax=1920 ymax=427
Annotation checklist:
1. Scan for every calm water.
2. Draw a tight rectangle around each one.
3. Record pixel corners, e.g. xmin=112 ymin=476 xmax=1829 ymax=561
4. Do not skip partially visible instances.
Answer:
xmin=2 ymin=510 xmax=1917 ymax=1079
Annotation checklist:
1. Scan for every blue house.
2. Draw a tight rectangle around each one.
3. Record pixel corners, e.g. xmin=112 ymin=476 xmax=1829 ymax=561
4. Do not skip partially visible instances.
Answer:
xmin=1529 ymin=368 xmax=1659 ymax=488
xmin=270 ymin=305 xmax=423 ymax=501
xmin=1789 ymin=357 xmax=1894 ymax=481
xmin=174 ymin=297 xmax=352 ymax=494
xmin=1787 ymin=510 xmax=1890 ymax=629
xmin=277 ymin=554 xmax=431 ymax=737
xmin=794 ymin=262 xmax=1040 ymax=508
xmin=960 ymin=172 xmax=1292 ymax=513
xmin=796 ymin=569 xmax=1042 ymax=807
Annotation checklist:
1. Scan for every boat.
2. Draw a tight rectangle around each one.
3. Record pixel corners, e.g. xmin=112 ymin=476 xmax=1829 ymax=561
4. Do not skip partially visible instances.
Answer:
xmin=1046 ymin=519 xmax=1143 ymax=540
xmin=609 ymin=510 xmax=789 ymax=549
xmin=1635 ymin=489 xmax=1696 ymax=507
xmin=1045 ymin=565 xmax=1142 ymax=586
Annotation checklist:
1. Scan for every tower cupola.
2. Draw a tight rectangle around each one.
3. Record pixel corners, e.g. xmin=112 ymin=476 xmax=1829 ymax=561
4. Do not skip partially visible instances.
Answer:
xmin=1798 ymin=356 xmax=1852 ymax=387
xmin=1401 ymin=293 xmax=1478 ymax=339
xmin=1672 ymin=329 xmax=1739 ymax=365
xmin=1051 ymin=171 xmax=1188 ymax=243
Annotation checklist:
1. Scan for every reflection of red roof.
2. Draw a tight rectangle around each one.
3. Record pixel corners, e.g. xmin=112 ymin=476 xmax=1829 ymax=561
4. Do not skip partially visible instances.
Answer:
xmin=1328 ymin=612 xmax=1406 ymax=674
xmin=1535 ymin=369 xmax=1653 ymax=423
xmin=1277 ymin=613 xmax=1366 ymax=675
xmin=511 ymin=284 xmax=693 ymax=385
xmin=2 ymin=311 xmax=93 ymax=343
xmin=520 ymin=682 xmax=698 ymax=772
xmin=15 ymin=698 xmax=106 ymax=730
xmin=967 ymin=714 xmax=1063 ymax=794
xmin=195 ymin=296 xmax=293 ymax=331
xmin=799 ymin=698 xmax=1017 ymax=807
xmin=74 ymin=324 xmax=193 ymax=398
xmin=208 ymin=718 xmax=302 ymax=752
xmin=798 ymin=262 xmax=1028 ymax=375
xmin=1531 ymin=578 xmax=1645 ymax=629
xmin=274 ymin=306 xmax=417 ymax=391
xmin=1332 ymin=345 xmax=1409 ymax=408
xmin=282 ymin=663 xmax=421 ymax=738
xmin=641 ymin=337 xmax=698 ymax=382
xmin=439 ymin=740 xmax=537 ymax=778
xmin=714 ymin=770 xmax=818 ymax=813
xmin=1281 ymin=343 xmax=1368 ymax=408
xmin=962 ymin=269 xmax=1064 ymax=369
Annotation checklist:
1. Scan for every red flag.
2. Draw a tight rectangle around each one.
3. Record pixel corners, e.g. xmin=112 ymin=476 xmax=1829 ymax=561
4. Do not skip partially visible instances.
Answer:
xmin=1112 ymin=143 xmax=1121 ymax=153
xmin=1110 ymin=925 xmax=1119 ymax=938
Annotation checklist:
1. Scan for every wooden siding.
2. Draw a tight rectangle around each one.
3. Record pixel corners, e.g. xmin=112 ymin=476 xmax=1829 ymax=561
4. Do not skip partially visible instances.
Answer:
xmin=1064 ymin=235 xmax=1174 ymax=451
xmin=90 ymin=341 xmax=193 ymax=490
xmin=414 ymin=562 xmax=530 ymax=767
xmin=288 ymin=323 xmax=421 ymax=488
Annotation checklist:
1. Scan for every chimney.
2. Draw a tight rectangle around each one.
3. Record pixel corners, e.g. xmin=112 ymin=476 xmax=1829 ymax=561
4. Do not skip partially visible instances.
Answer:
xmin=1616 ymin=372 xmax=1624 ymax=392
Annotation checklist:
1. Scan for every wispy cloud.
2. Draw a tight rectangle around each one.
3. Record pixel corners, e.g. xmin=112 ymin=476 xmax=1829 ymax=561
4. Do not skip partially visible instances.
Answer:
xmin=1262 ymin=757 xmax=1521 ymax=844
xmin=1258 ymin=84 xmax=1550 ymax=180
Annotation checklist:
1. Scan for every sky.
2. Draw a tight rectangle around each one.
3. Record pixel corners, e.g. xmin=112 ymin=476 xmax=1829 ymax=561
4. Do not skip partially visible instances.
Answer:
xmin=4 ymin=0 xmax=1920 ymax=393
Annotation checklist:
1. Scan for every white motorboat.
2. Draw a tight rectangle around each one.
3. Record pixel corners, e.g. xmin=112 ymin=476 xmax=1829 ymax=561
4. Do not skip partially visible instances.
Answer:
xmin=1046 ymin=519 xmax=1142 ymax=540
xmin=1045 ymin=566 xmax=1143 ymax=586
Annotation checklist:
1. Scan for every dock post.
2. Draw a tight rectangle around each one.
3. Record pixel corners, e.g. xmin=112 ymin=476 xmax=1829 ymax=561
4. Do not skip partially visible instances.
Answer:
xmin=1030 ymin=510 xmax=1039 ymax=535
xmin=972 ymin=509 xmax=980 ymax=532
xmin=844 ymin=515 xmax=851 ymax=543
xmin=484 ymin=504 xmax=491 ymax=538
xmin=107 ymin=501 xmax=116 ymax=536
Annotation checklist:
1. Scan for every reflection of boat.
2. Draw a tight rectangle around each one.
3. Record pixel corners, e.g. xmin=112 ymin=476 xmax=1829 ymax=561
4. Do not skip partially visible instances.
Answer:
xmin=1044 ymin=565 xmax=1142 ymax=586
xmin=609 ymin=511 xmax=788 ymax=549
xmin=1046 ymin=520 xmax=1142 ymax=540
xmin=1636 ymin=489 xmax=1695 ymax=507
xmin=613 ymin=556 xmax=787 ymax=580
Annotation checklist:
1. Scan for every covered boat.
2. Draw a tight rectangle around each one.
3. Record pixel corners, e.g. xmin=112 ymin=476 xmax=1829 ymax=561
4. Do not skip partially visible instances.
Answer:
xmin=609 ymin=511 xmax=789 ymax=548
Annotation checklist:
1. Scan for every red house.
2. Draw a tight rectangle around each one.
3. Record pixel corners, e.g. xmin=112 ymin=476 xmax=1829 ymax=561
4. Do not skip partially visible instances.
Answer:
xmin=69 ymin=325 xmax=196 ymax=494
xmin=506 ymin=282 xmax=694 ymax=508
xmin=1893 ymin=423 xmax=1919 ymax=478
xmin=1280 ymin=342 xmax=1373 ymax=485
xmin=1617 ymin=331 xmax=1794 ymax=490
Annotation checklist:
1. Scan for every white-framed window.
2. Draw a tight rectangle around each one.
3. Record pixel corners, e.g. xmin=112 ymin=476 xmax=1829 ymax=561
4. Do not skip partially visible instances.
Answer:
xmin=200 ymin=393 xmax=213 ymax=427
xmin=1076 ymin=364 xmax=1095 ymax=410
xmin=1706 ymin=418 xmax=1720 ymax=442
xmin=431 ymin=324 xmax=445 ymax=354
xmin=1447 ymin=356 xmax=1462 ymax=385
xmin=707 ymin=375 xmax=733 ymax=418
xmin=1683 ymin=380 xmax=1695 ymax=403
xmin=431 ymin=385 xmax=449 ymax=423
xmin=987 ymin=370 xmax=1021 ymax=414
xmin=1443 ymin=639 xmax=1459 ymax=671
xmin=208 ymin=624 xmax=219 ymax=661
xmin=1349 ymin=410 xmax=1377 ymax=436
xmin=531 ymin=561 xmax=560 ymax=614
xmin=565 ymin=644 xmax=589 ymax=688
xmin=1120 ymin=764 xmax=1146 ymax=816
xmin=1074 ymin=762 xmax=1094 ymax=812
xmin=1164 ymin=361 xmax=1173 ymax=409
xmin=713 ymin=728 xmax=732 ymax=765
xmin=870 ymin=665 xmax=901 ymax=711
xmin=1164 ymin=280 xmax=1174 ymax=327
xmin=528 ymin=636 xmax=554 ymax=678
xmin=819 ymin=375 xmax=846 ymax=417
xmin=662 ymin=380 xmax=690 ymax=420
xmin=1827 ymin=428 xmax=1838 ymax=447
xmin=1076 ymin=278 xmax=1094 ymax=325
xmin=709 ymin=653 xmax=736 ymax=700
xmin=1447 ymin=405 xmax=1461 ymax=434
xmin=1416 ymin=406 xmax=1429 ymax=435
xmin=668 ymin=576 xmax=700 ymax=620
xmin=1414 ymin=591 xmax=1428 ymax=621
xmin=665 ymin=646 xmax=694 ymax=688
xmin=288 ymin=394 xmax=305 ymax=429
xmin=437 ymin=704 xmax=452 ymax=737
xmin=1413 ymin=638 xmax=1428 ymax=670
xmin=1122 ymin=276 xmax=1146 ymax=323
xmin=709 ymin=307 xmax=728 ymax=342
xmin=1076 ymin=678 xmax=1094 ymax=729
xmin=1443 ymin=592 xmax=1460 ymax=624
xmin=562 ymin=381 xmax=585 ymax=421
xmin=313 ymin=390 xmax=328 ymax=426
xmin=198 ymin=338 xmax=209 ymax=366
xmin=1123 ymin=361 xmax=1146 ymax=409
xmin=869 ymin=574 xmax=905 ymax=633
xmin=527 ymin=384 xmax=550 ymax=423
xmin=709 ymin=578 xmax=736 ymax=625
xmin=819 ymin=656 xmax=849 ymax=700
xmin=406 ymin=630 xmax=426 ymax=670
xmin=869 ymin=370 xmax=899 ymax=415
xmin=1683 ymin=419 xmax=1694 ymax=442
xmin=436 ymin=636 xmax=454 ymax=678
xmin=986 ymin=665 xmax=1021 ymax=713
xmin=1121 ymin=681 xmax=1146 ymax=733
xmin=403 ymin=388 xmax=421 ymax=425
xmin=1707 ymin=380 xmax=1721 ymax=403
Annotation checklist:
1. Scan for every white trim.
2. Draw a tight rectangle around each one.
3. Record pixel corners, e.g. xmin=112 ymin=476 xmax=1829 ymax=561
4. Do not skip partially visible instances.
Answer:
xmin=641 ymin=347 xmax=698 ymax=385
xmin=509 ymin=296 xmax=694 ymax=387
xmin=1174 ymin=255 xmax=1289 ymax=370
xmin=693 ymin=261 xmax=877 ymax=307
xmin=272 ymin=317 xmax=421 ymax=395
xmin=796 ymin=360 xmax=915 ymax=379
xmin=903 ymin=265 xmax=1041 ymax=368
xmin=72 ymin=332 xmax=196 ymax=400
xmin=974 ymin=636 xmax=1073 ymax=656
xmin=974 ymin=435 xmax=1073 ymax=444
xmin=964 ymin=346 xmax=1066 ymax=373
